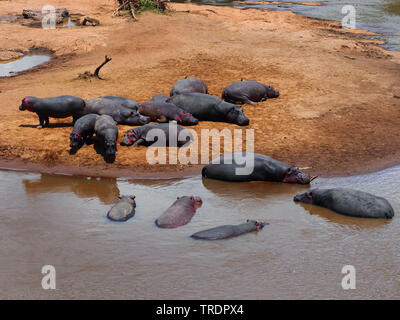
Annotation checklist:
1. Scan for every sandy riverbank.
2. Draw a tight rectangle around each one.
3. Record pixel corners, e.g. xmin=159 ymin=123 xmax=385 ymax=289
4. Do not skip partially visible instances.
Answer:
xmin=1 ymin=0 xmax=400 ymax=179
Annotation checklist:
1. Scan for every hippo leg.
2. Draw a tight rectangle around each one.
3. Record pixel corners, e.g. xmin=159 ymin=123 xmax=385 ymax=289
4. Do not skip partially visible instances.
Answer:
xmin=133 ymin=138 xmax=146 ymax=146
xmin=156 ymin=115 xmax=168 ymax=123
xmin=38 ymin=115 xmax=47 ymax=128
xmin=72 ymin=114 xmax=79 ymax=124
xmin=243 ymin=98 xmax=257 ymax=105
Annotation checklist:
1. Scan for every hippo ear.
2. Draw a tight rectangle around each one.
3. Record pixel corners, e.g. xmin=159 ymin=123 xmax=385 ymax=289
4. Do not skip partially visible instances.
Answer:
xmin=177 ymin=196 xmax=180 ymax=200
xmin=118 ymin=195 xmax=122 ymax=199
xmin=190 ymin=196 xmax=194 ymax=200
xmin=131 ymin=195 xmax=136 ymax=200
xmin=309 ymin=192 xmax=314 ymax=197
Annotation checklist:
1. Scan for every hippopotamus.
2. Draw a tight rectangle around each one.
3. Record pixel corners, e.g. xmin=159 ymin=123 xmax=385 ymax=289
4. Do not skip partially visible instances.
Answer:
xmin=19 ymin=95 xmax=85 ymax=128
xmin=139 ymin=94 xmax=198 ymax=126
xmin=191 ymin=220 xmax=269 ymax=240
xmin=70 ymin=114 xmax=99 ymax=152
xmin=94 ymin=115 xmax=118 ymax=162
xmin=294 ymin=188 xmax=395 ymax=219
xmin=82 ymin=97 xmax=149 ymax=125
xmin=202 ymin=153 xmax=312 ymax=184
xmin=155 ymin=196 xmax=203 ymax=228
xmin=99 ymin=96 xmax=140 ymax=111
xmin=170 ymin=77 xmax=208 ymax=96
xmin=222 ymin=80 xmax=279 ymax=105
xmin=167 ymin=93 xmax=249 ymax=126
xmin=107 ymin=195 xmax=136 ymax=222
xmin=120 ymin=123 xmax=193 ymax=147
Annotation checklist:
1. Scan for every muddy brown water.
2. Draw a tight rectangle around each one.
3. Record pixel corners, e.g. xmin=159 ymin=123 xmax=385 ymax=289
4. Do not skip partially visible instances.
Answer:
xmin=0 ymin=166 xmax=399 ymax=299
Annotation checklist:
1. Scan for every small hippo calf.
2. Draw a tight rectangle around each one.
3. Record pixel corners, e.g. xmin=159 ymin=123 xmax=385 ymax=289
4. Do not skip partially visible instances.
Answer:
xmin=107 ymin=195 xmax=136 ymax=222
xmin=155 ymin=196 xmax=203 ymax=228
xmin=191 ymin=220 xmax=269 ymax=240
xmin=139 ymin=94 xmax=198 ymax=125
xmin=70 ymin=114 xmax=99 ymax=152
xmin=19 ymin=95 xmax=85 ymax=128
xmin=222 ymin=80 xmax=279 ymax=105
xmin=170 ymin=77 xmax=208 ymax=96
xmin=294 ymin=188 xmax=394 ymax=219
xmin=94 ymin=115 xmax=118 ymax=163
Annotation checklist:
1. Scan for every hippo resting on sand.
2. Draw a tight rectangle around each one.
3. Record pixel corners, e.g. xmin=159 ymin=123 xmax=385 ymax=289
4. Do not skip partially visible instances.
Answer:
xmin=94 ymin=115 xmax=118 ymax=162
xmin=82 ymin=97 xmax=149 ymax=125
xmin=202 ymin=153 xmax=312 ymax=184
xmin=70 ymin=114 xmax=99 ymax=152
xmin=294 ymin=188 xmax=394 ymax=219
xmin=167 ymin=93 xmax=249 ymax=126
xmin=100 ymin=96 xmax=140 ymax=111
xmin=107 ymin=195 xmax=136 ymax=222
xmin=155 ymin=196 xmax=203 ymax=228
xmin=170 ymin=77 xmax=208 ymax=96
xmin=139 ymin=94 xmax=198 ymax=125
xmin=120 ymin=123 xmax=193 ymax=147
xmin=222 ymin=80 xmax=279 ymax=105
xmin=191 ymin=220 xmax=269 ymax=240
xmin=19 ymin=95 xmax=85 ymax=128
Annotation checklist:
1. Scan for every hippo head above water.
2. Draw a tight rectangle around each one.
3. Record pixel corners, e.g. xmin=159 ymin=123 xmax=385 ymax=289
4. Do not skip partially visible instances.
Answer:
xmin=281 ymin=167 xmax=311 ymax=184
xmin=293 ymin=190 xmax=314 ymax=204
xmin=225 ymin=104 xmax=249 ymax=126
xmin=246 ymin=220 xmax=269 ymax=231
xmin=120 ymin=129 xmax=138 ymax=146
xmin=179 ymin=195 xmax=203 ymax=210
xmin=19 ymin=96 xmax=35 ymax=112
xmin=175 ymin=110 xmax=198 ymax=126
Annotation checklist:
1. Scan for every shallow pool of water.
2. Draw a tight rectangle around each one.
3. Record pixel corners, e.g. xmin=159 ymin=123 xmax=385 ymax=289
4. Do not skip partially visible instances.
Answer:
xmin=0 ymin=55 xmax=51 ymax=77
xmin=0 ymin=165 xmax=398 ymax=299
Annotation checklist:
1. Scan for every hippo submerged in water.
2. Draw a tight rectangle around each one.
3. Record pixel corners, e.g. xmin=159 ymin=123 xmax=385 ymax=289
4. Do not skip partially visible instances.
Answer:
xmin=139 ymin=94 xmax=198 ymax=125
xmin=294 ymin=188 xmax=394 ymax=219
xmin=69 ymin=114 xmax=99 ymax=153
xmin=94 ymin=114 xmax=118 ymax=163
xmin=170 ymin=77 xmax=208 ymax=96
xmin=107 ymin=195 xmax=136 ymax=222
xmin=82 ymin=97 xmax=149 ymax=126
xmin=202 ymin=153 xmax=312 ymax=184
xmin=167 ymin=93 xmax=249 ymax=126
xmin=155 ymin=196 xmax=203 ymax=228
xmin=222 ymin=80 xmax=279 ymax=105
xmin=120 ymin=123 xmax=193 ymax=147
xmin=19 ymin=95 xmax=85 ymax=128
xmin=191 ymin=220 xmax=269 ymax=240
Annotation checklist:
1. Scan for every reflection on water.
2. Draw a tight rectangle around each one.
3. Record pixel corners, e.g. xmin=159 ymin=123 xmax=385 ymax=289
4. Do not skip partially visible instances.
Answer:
xmin=0 ymin=55 xmax=51 ymax=77
xmin=0 ymin=166 xmax=399 ymax=299
xmin=23 ymin=175 xmax=119 ymax=205
xmin=173 ymin=0 xmax=400 ymax=51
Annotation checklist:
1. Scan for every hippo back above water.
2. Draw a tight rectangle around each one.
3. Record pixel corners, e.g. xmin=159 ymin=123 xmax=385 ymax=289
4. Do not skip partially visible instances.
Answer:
xmin=222 ymin=80 xmax=279 ymax=105
xmin=167 ymin=93 xmax=249 ymax=126
xmin=155 ymin=196 xmax=203 ymax=228
xmin=191 ymin=220 xmax=269 ymax=240
xmin=294 ymin=188 xmax=394 ymax=219
xmin=170 ymin=77 xmax=208 ymax=96
xmin=202 ymin=153 xmax=311 ymax=184
xmin=107 ymin=195 xmax=136 ymax=222
xmin=19 ymin=95 xmax=85 ymax=128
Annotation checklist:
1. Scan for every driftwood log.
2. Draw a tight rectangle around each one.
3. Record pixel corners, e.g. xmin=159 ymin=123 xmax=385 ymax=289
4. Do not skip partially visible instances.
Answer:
xmin=79 ymin=16 xmax=100 ymax=26
xmin=78 ymin=56 xmax=112 ymax=80
xmin=22 ymin=8 xmax=69 ymax=24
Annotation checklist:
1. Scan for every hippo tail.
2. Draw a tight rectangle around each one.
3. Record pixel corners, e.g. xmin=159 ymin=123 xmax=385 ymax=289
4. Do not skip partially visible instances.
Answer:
xmin=201 ymin=166 xmax=207 ymax=178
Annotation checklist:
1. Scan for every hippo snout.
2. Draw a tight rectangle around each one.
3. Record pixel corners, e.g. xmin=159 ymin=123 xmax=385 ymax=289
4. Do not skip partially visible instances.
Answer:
xmin=293 ymin=194 xmax=303 ymax=202
xmin=237 ymin=116 xmax=250 ymax=126
xmin=19 ymin=105 xmax=25 ymax=111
